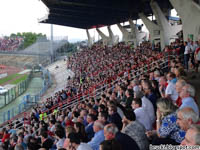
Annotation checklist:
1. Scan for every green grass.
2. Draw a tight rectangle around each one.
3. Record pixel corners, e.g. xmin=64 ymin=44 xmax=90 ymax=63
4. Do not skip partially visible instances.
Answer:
xmin=11 ymin=74 xmax=28 ymax=85
xmin=0 ymin=73 xmax=21 ymax=85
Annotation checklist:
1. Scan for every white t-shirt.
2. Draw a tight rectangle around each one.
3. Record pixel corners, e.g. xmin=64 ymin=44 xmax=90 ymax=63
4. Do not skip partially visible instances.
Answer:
xmin=165 ymin=82 xmax=178 ymax=102
xmin=134 ymin=107 xmax=152 ymax=131
xmin=141 ymin=96 xmax=155 ymax=125
xmin=133 ymin=85 xmax=140 ymax=92
xmin=56 ymin=138 xmax=65 ymax=150
xmin=184 ymin=45 xmax=190 ymax=54
xmin=77 ymin=143 xmax=93 ymax=150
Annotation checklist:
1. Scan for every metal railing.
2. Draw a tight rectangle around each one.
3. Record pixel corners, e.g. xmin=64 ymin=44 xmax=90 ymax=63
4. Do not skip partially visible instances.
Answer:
xmin=1 ymin=51 xmax=176 ymax=129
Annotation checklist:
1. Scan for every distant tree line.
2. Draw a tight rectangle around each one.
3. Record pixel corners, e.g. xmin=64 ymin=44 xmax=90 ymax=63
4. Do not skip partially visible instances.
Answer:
xmin=10 ymin=32 xmax=47 ymax=50
xmin=57 ymin=42 xmax=78 ymax=54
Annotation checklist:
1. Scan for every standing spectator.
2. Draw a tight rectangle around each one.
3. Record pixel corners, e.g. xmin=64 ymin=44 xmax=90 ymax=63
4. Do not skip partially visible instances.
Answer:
xmin=134 ymin=91 xmax=156 ymax=126
xmin=194 ymin=45 xmax=200 ymax=72
xmin=131 ymin=98 xmax=152 ymax=131
xmin=165 ymin=72 xmax=178 ymax=103
xmin=184 ymin=41 xmax=190 ymax=70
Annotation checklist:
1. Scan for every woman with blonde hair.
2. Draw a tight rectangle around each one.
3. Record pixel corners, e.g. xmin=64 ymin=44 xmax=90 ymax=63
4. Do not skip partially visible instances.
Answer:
xmin=146 ymin=98 xmax=185 ymax=145
xmin=174 ymin=67 xmax=186 ymax=79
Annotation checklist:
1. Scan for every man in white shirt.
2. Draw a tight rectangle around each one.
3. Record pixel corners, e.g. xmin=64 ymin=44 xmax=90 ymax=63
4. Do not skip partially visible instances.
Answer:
xmin=165 ymin=72 xmax=178 ymax=103
xmin=131 ymin=98 xmax=152 ymax=131
xmin=131 ymin=79 xmax=140 ymax=93
xmin=134 ymin=91 xmax=155 ymax=126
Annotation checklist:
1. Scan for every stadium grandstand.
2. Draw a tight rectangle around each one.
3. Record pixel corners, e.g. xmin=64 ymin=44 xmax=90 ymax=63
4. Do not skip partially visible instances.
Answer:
xmin=0 ymin=0 xmax=200 ymax=150
xmin=0 ymin=37 xmax=24 ymax=51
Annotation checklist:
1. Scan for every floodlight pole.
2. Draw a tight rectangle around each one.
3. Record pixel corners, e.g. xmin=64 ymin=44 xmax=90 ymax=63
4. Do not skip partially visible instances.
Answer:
xmin=50 ymin=24 xmax=54 ymax=63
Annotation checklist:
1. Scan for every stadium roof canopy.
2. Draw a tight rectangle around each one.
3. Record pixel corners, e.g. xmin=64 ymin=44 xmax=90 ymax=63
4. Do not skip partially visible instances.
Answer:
xmin=40 ymin=0 xmax=172 ymax=29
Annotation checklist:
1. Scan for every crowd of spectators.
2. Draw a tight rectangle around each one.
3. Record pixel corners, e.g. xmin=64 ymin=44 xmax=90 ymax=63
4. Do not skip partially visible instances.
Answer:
xmin=0 ymin=39 xmax=200 ymax=150
xmin=0 ymin=36 xmax=23 ymax=51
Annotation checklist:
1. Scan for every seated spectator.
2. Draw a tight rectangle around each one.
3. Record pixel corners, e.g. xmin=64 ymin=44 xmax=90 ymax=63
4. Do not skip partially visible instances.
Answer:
xmin=104 ymin=123 xmax=140 ymax=150
xmin=124 ymin=89 xmax=134 ymax=108
xmin=175 ymin=79 xmax=187 ymax=107
xmin=63 ymin=126 xmax=76 ymax=148
xmin=131 ymin=98 xmax=152 ymax=130
xmin=146 ymin=98 xmax=185 ymax=145
xmin=74 ymin=122 xmax=88 ymax=142
xmin=9 ymin=136 xmax=18 ymax=150
xmin=131 ymin=79 xmax=140 ymax=93
xmin=98 ymin=111 xmax=109 ymax=125
xmin=179 ymin=84 xmax=199 ymax=115
xmin=107 ymin=100 xmax=124 ymax=120
xmin=174 ymin=67 xmax=187 ymax=79
xmin=158 ymin=76 xmax=168 ymax=98
xmin=40 ymin=130 xmax=53 ymax=150
xmin=121 ymin=109 xmax=149 ymax=150
xmin=85 ymin=114 xmax=95 ymax=141
xmin=108 ymin=105 xmax=122 ymax=130
xmin=176 ymin=107 xmax=199 ymax=131
xmin=88 ymin=120 xmax=105 ymax=150
xmin=27 ymin=136 xmax=41 ymax=150
xmin=79 ymin=109 xmax=88 ymax=125
xmin=17 ymin=133 xmax=27 ymax=150
xmin=151 ymin=80 xmax=161 ymax=99
xmin=1 ymin=128 xmax=10 ymax=143
xmin=98 ymin=104 xmax=107 ymax=113
xmin=181 ymin=124 xmax=200 ymax=146
xmin=154 ymin=70 xmax=161 ymax=82
xmin=67 ymin=132 xmax=92 ymax=150
xmin=14 ymin=144 xmax=24 ymax=150
xmin=99 ymin=140 xmax=122 ymax=150
xmin=142 ymin=80 xmax=157 ymax=111
xmin=55 ymin=128 xmax=66 ymax=149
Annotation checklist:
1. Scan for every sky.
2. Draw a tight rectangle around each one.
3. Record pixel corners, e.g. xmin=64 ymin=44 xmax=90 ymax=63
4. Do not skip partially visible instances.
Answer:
xmin=0 ymin=0 xmax=178 ymax=42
